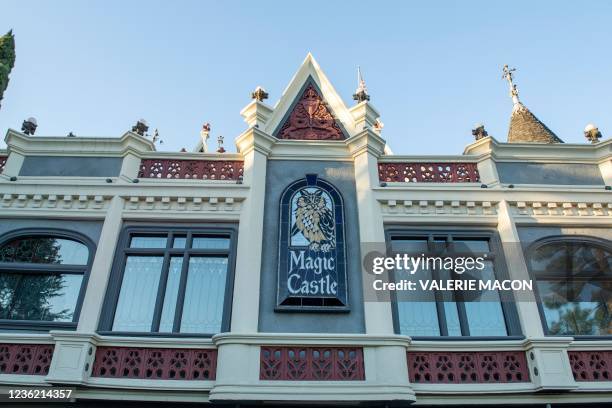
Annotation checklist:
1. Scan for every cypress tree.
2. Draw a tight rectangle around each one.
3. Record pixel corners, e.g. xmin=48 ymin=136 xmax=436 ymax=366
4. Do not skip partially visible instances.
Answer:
xmin=0 ymin=30 xmax=16 ymax=110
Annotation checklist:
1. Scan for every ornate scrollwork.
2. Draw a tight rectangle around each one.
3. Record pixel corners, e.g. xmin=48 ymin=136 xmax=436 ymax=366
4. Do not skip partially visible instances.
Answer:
xmin=0 ymin=344 xmax=54 ymax=376
xmin=260 ymin=346 xmax=364 ymax=381
xmin=138 ymin=159 xmax=244 ymax=181
xmin=92 ymin=347 xmax=217 ymax=380
xmin=277 ymin=84 xmax=345 ymax=140
xmin=378 ymin=162 xmax=480 ymax=183
xmin=407 ymin=351 xmax=529 ymax=384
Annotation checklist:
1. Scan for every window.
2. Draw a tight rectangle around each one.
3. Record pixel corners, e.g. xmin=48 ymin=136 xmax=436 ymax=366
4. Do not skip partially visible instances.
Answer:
xmin=0 ymin=231 xmax=92 ymax=330
xmin=388 ymin=230 xmax=520 ymax=338
xmin=528 ymin=237 xmax=612 ymax=336
xmin=101 ymin=227 xmax=235 ymax=336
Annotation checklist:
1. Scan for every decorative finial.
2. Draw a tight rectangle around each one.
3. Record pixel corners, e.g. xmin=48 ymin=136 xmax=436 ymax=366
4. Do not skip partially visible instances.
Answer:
xmin=67 ymin=131 xmax=76 ymax=137
xmin=152 ymin=128 xmax=162 ymax=144
xmin=198 ymin=122 xmax=211 ymax=153
xmin=21 ymin=117 xmax=37 ymax=135
xmin=502 ymin=65 xmax=520 ymax=104
xmin=216 ymin=135 xmax=226 ymax=153
xmin=374 ymin=118 xmax=384 ymax=133
xmin=584 ymin=123 xmax=602 ymax=144
xmin=353 ymin=66 xmax=370 ymax=102
xmin=132 ymin=119 xmax=149 ymax=136
xmin=472 ymin=123 xmax=488 ymax=140
xmin=251 ymin=86 xmax=269 ymax=102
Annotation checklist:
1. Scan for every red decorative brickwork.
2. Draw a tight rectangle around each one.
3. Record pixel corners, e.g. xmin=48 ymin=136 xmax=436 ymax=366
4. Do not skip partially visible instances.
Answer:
xmin=407 ymin=351 xmax=529 ymax=384
xmin=0 ymin=344 xmax=54 ymax=376
xmin=278 ymin=84 xmax=345 ymax=140
xmin=260 ymin=346 xmax=364 ymax=381
xmin=91 ymin=347 xmax=217 ymax=380
xmin=138 ymin=159 xmax=243 ymax=180
xmin=0 ymin=155 xmax=7 ymax=174
xmin=569 ymin=351 xmax=612 ymax=382
xmin=378 ymin=162 xmax=480 ymax=183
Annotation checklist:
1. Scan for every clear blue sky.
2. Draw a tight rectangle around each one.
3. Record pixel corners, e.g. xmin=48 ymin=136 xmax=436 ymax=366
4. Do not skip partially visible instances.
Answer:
xmin=1 ymin=1 xmax=610 ymax=154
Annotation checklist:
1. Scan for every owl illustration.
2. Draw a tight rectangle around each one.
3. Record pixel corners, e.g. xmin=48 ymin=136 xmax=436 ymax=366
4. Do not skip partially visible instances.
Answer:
xmin=291 ymin=189 xmax=335 ymax=252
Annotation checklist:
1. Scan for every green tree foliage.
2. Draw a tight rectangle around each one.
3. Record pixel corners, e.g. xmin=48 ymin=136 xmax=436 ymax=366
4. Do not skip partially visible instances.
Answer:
xmin=0 ymin=238 xmax=72 ymax=322
xmin=0 ymin=30 xmax=16 ymax=110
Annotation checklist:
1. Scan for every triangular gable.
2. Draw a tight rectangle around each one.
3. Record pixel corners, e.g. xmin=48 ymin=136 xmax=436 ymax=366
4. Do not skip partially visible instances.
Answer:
xmin=265 ymin=53 xmax=356 ymax=139
xmin=273 ymin=78 xmax=347 ymax=140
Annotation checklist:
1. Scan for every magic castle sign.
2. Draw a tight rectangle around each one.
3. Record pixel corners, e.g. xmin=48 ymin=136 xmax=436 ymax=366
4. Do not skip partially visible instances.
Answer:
xmin=276 ymin=174 xmax=348 ymax=311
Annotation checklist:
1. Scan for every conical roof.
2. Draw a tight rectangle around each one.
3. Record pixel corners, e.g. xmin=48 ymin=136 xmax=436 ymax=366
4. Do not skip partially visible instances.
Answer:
xmin=507 ymin=102 xmax=563 ymax=144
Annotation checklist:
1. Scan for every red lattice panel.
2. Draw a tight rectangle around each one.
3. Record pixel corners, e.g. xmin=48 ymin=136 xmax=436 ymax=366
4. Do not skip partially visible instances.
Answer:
xmin=138 ymin=159 xmax=244 ymax=180
xmin=0 ymin=155 xmax=7 ymax=174
xmin=378 ymin=162 xmax=480 ymax=183
xmin=260 ymin=346 xmax=364 ymax=381
xmin=91 ymin=347 xmax=217 ymax=380
xmin=569 ymin=351 xmax=612 ymax=382
xmin=407 ymin=351 xmax=529 ymax=384
xmin=0 ymin=343 xmax=54 ymax=376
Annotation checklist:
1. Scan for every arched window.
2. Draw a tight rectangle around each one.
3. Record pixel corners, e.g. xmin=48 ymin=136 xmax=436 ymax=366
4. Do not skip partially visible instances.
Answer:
xmin=0 ymin=231 xmax=92 ymax=330
xmin=528 ymin=237 xmax=612 ymax=336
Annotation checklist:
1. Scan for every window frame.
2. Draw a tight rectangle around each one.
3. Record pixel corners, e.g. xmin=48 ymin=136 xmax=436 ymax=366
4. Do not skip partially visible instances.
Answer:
xmin=0 ymin=228 xmax=95 ymax=331
xmin=526 ymin=235 xmax=612 ymax=339
xmin=385 ymin=227 xmax=523 ymax=340
xmin=98 ymin=224 xmax=237 ymax=337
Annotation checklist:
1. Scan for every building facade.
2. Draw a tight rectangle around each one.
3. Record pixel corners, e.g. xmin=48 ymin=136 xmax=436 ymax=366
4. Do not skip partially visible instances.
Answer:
xmin=0 ymin=54 xmax=610 ymax=407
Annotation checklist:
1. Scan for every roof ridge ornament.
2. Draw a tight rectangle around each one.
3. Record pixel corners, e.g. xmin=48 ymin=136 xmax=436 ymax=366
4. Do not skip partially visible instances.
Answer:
xmin=352 ymin=66 xmax=370 ymax=103
xmin=251 ymin=86 xmax=269 ymax=102
xmin=502 ymin=64 xmax=520 ymax=105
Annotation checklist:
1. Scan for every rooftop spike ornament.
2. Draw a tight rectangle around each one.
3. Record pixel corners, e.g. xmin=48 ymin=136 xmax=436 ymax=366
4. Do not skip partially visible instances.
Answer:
xmin=199 ymin=122 xmax=211 ymax=153
xmin=502 ymin=64 xmax=519 ymax=104
xmin=352 ymin=66 xmax=370 ymax=102
xmin=132 ymin=119 xmax=149 ymax=137
xmin=216 ymin=135 xmax=226 ymax=153
xmin=251 ymin=86 xmax=269 ymax=102
xmin=472 ymin=123 xmax=488 ymax=140
xmin=152 ymin=128 xmax=162 ymax=145
xmin=584 ymin=123 xmax=602 ymax=144
xmin=21 ymin=117 xmax=37 ymax=135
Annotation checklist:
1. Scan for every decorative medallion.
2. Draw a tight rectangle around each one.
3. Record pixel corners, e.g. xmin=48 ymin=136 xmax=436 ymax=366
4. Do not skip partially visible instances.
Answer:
xmin=277 ymin=84 xmax=345 ymax=140
xmin=277 ymin=174 xmax=348 ymax=310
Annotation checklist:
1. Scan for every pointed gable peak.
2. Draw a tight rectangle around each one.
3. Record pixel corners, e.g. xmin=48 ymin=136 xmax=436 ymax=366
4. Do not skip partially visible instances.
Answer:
xmin=508 ymin=102 xmax=563 ymax=144
xmin=264 ymin=53 xmax=356 ymax=138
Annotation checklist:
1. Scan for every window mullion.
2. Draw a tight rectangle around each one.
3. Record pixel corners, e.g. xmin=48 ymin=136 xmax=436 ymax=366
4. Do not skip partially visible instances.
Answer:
xmin=151 ymin=249 xmax=172 ymax=332
xmin=427 ymin=234 xmax=448 ymax=336
xmin=172 ymin=253 xmax=191 ymax=333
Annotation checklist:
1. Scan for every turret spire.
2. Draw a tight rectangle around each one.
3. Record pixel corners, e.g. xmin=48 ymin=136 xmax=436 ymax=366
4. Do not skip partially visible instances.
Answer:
xmin=502 ymin=64 xmax=563 ymax=144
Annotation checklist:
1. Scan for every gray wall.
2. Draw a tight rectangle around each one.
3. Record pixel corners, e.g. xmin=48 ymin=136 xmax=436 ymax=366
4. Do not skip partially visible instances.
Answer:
xmin=19 ymin=156 xmax=122 ymax=177
xmin=258 ymin=160 xmax=365 ymax=333
xmin=497 ymin=162 xmax=604 ymax=185
xmin=0 ymin=219 xmax=103 ymax=246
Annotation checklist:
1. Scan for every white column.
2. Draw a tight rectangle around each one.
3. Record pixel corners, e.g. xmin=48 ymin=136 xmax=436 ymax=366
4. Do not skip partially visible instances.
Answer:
xmin=229 ymin=129 xmax=273 ymax=332
xmin=497 ymin=200 xmax=544 ymax=337
xmin=347 ymin=131 xmax=394 ymax=335
xmin=77 ymin=195 xmax=124 ymax=332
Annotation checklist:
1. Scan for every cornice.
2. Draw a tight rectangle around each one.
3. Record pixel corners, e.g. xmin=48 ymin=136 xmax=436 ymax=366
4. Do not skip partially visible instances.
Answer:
xmin=4 ymin=129 xmax=156 ymax=157
xmin=463 ymin=136 xmax=612 ymax=163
